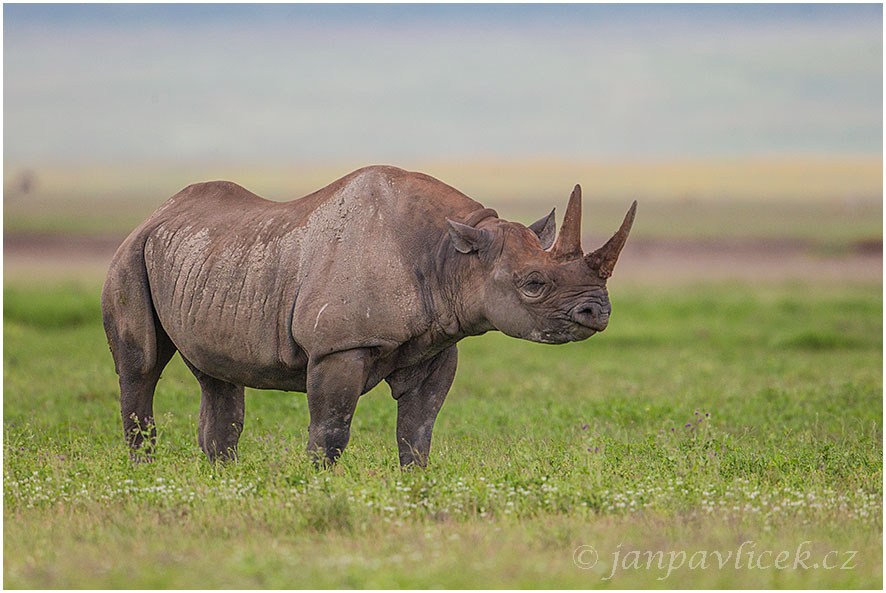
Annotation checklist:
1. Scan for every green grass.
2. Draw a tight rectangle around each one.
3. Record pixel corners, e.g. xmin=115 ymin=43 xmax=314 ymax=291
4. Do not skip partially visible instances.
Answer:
xmin=3 ymin=281 xmax=882 ymax=588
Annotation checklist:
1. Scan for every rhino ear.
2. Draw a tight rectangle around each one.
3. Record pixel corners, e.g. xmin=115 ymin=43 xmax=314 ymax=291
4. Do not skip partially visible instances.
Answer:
xmin=528 ymin=208 xmax=556 ymax=250
xmin=447 ymin=218 xmax=493 ymax=254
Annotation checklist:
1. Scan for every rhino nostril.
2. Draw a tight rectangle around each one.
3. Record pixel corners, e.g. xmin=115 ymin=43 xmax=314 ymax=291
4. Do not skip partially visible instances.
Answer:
xmin=576 ymin=304 xmax=597 ymax=317
xmin=571 ymin=303 xmax=609 ymax=330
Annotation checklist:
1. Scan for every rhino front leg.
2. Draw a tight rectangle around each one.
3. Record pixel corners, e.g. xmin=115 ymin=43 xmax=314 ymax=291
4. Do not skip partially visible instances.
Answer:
xmin=305 ymin=349 xmax=369 ymax=467
xmin=386 ymin=345 xmax=458 ymax=468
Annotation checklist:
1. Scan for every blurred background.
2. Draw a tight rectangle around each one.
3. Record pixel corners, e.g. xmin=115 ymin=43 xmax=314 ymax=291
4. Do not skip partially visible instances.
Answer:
xmin=4 ymin=7 xmax=883 ymax=587
xmin=3 ymin=3 xmax=882 ymax=285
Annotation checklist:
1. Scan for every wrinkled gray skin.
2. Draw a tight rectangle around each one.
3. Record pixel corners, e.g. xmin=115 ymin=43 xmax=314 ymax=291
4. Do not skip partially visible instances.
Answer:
xmin=101 ymin=165 xmax=636 ymax=466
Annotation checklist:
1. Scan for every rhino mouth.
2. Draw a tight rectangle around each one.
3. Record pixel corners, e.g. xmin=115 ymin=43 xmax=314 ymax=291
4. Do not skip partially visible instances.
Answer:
xmin=526 ymin=323 xmax=596 ymax=344
xmin=568 ymin=323 xmax=598 ymax=341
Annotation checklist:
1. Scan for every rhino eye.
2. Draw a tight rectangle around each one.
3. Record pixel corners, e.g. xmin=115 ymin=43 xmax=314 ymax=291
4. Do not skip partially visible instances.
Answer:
xmin=520 ymin=274 xmax=548 ymax=298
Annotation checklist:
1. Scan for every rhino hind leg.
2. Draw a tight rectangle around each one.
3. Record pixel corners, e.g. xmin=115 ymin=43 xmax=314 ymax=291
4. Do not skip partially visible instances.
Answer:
xmin=305 ymin=349 xmax=369 ymax=467
xmin=102 ymin=246 xmax=177 ymax=461
xmin=386 ymin=345 xmax=458 ymax=468
xmin=182 ymin=360 xmax=245 ymax=463
xmin=117 ymin=344 xmax=175 ymax=462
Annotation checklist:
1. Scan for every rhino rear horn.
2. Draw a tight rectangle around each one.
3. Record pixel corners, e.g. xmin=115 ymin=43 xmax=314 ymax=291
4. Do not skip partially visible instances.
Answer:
xmin=550 ymin=185 xmax=583 ymax=261
xmin=528 ymin=208 xmax=556 ymax=250
xmin=585 ymin=201 xmax=637 ymax=279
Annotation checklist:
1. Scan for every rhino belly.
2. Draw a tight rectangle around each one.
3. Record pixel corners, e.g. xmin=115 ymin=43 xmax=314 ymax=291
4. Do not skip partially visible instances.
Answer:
xmin=144 ymin=225 xmax=308 ymax=391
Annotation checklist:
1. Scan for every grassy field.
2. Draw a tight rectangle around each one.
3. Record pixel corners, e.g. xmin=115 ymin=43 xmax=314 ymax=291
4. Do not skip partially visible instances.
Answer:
xmin=3 ymin=155 xmax=882 ymax=587
xmin=3 ymin=280 xmax=882 ymax=588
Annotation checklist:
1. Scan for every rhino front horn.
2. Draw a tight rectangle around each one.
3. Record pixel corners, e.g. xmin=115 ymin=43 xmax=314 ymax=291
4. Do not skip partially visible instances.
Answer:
xmin=551 ymin=184 xmax=583 ymax=261
xmin=585 ymin=201 xmax=637 ymax=279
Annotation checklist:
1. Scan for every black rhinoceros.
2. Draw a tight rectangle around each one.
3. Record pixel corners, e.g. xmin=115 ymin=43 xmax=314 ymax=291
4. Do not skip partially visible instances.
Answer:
xmin=101 ymin=165 xmax=636 ymax=466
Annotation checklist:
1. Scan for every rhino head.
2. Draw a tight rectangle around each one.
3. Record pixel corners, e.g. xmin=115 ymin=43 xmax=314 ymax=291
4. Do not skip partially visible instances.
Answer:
xmin=447 ymin=185 xmax=637 ymax=344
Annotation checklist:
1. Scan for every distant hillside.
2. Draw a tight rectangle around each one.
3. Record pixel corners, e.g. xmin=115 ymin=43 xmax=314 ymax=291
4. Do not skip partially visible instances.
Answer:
xmin=3 ymin=158 xmax=882 ymax=243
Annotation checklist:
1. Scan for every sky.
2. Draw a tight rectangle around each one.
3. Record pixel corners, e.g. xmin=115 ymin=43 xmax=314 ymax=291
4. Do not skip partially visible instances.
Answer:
xmin=3 ymin=3 xmax=883 ymax=165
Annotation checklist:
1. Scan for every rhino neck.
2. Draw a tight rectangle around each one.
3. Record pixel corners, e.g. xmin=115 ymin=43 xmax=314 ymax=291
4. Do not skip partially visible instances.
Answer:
xmin=432 ymin=222 xmax=497 ymax=341
xmin=449 ymin=268 xmax=495 ymax=339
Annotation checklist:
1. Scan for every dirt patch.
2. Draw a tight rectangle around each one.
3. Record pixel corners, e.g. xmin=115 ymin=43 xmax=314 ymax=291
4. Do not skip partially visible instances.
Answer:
xmin=852 ymin=238 xmax=883 ymax=255
xmin=610 ymin=236 xmax=881 ymax=286
xmin=4 ymin=232 xmax=124 ymax=285
xmin=4 ymin=232 xmax=124 ymax=256
xmin=3 ymin=231 xmax=882 ymax=287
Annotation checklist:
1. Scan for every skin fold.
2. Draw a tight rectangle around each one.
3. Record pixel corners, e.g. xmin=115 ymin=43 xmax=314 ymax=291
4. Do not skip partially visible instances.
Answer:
xmin=101 ymin=165 xmax=636 ymax=466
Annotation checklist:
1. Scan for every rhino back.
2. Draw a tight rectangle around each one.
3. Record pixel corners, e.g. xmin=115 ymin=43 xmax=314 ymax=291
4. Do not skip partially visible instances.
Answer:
xmin=141 ymin=167 xmax=482 ymax=388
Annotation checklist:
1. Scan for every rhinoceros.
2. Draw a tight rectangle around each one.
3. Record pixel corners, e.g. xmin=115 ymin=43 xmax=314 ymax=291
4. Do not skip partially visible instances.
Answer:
xmin=101 ymin=165 xmax=636 ymax=466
